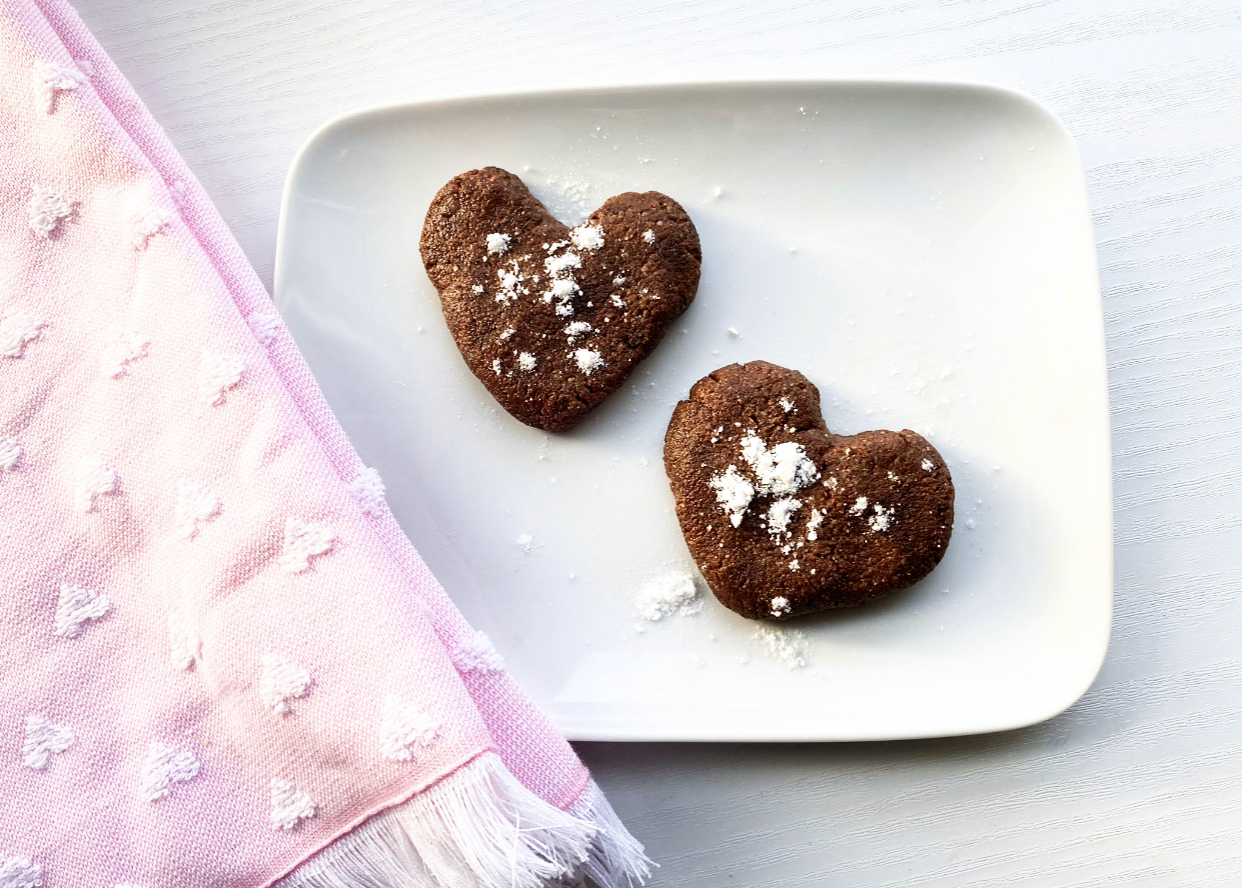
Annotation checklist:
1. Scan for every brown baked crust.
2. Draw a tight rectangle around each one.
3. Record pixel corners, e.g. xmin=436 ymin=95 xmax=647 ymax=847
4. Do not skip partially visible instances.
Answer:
xmin=420 ymin=167 xmax=701 ymax=431
xmin=664 ymin=361 xmax=955 ymax=620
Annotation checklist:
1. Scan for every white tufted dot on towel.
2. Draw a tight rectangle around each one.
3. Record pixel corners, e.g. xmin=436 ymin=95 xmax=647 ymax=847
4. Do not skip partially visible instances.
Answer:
xmin=75 ymin=456 xmax=117 ymax=512
xmin=101 ymin=324 xmax=150 ymax=378
xmin=27 ymin=185 xmax=75 ymax=238
xmin=247 ymin=313 xmax=282 ymax=347
xmin=0 ymin=856 xmax=42 ymax=888
xmin=168 ymin=612 xmax=201 ymax=672
xmin=168 ymin=178 xmax=189 ymax=209
xmin=449 ymin=629 xmax=506 ymax=675
xmin=0 ymin=439 xmax=21 ymax=472
xmin=198 ymin=353 xmax=244 ymax=406
xmin=378 ymin=695 xmax=439 ymax=763
xmin=22 ymin=715 xmax=75 ymax=770
xmin=174 ymin=481 xmax=220 ymax=540
xmin=348 ymin=466 xmax=386 ymax=517
xmin=278 ymin=517 xmax=334 ymax=573
xmin=140 ymin=742 xmax=201 ymax=802
xmin=129 ymin=207 xmax=170 ymax=251
xmin=269 ymin=778 xmax=317 ymax=830
xmin=32 ymin=59 xmax=86 ymax=113
xmin=0 ymin=312 xmax=46 ymax=358
xmin=259 ymin=655 xmax=312 ymax=716
xmin=53 ymin=583 xmax=111 ymax=638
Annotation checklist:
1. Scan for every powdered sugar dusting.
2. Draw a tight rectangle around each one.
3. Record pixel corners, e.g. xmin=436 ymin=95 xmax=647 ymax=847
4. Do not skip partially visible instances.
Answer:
xmin=495 ymin=260 xmax=527 ymax=305
xmin=922 ymin=458 xmax=935 ymax=472
xmin=708 ymin=433 xmax=819 ymax=529
xmin=769 ymin=596 xmax=791 ymax=618
xmin=543 ymin=246 xmax=582 ymax=316
xmin=765 ymin=497 xmax=802 ymax=539
xmin=517 ymin=352 xmax=537 ymax=371
xmin=642 ymin=229 xmax=656 ymax=244
xmin=754 ymin=625 xmax=808 ymax=669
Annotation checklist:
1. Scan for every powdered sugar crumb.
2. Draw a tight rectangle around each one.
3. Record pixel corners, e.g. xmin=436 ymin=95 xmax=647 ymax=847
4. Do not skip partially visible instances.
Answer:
xmin=642 ymin=229 xmax=655 ymax=244
xmin=770 ymin=596 xmax=791 ymax=617
xmin=708 ymin=465 xmax=754 ymax=528
xmin=849 ymin=496 xmax=868 ymax=517
xmin=564 ymin=321 xmax=592 ymax=342
xmin=517 ymin=352 xmax=537 ymax=371
xmin=922 ymin=458 xmax=935 ymax=472
xmin=806 ymin=508 xmax=823 ymax=541
xmin=486 ymin=233 xmax=512 ymax=255
xmin=569 ymin=223 xmax=605 ymax=251
xmin=515 ymin=533 xmax=535 ymax=554
xmin=573 ymin=348 xmax=604 ymax=375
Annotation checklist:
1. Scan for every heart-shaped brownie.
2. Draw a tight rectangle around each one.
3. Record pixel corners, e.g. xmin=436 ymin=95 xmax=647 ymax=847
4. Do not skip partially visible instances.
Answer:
xmin=420 ymin=167 xmax=701 ymax=431
xmin=664 ymin=361 xmax=954 ymax=620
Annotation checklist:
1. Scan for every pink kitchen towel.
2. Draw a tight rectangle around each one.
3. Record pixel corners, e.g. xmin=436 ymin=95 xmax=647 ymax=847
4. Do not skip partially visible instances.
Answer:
xmin=0 ymin=1 xmax=650 ymax=886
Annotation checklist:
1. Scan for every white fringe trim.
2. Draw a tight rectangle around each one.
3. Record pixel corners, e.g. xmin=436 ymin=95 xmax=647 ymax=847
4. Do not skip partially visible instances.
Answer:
xmin=567 ymin=780 xmax=654 ymax=888
xmin=276 ymin=752 xmax=596 ymax=888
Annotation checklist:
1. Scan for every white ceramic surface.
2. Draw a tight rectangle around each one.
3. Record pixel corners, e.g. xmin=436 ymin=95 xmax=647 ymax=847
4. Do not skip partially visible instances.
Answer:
xmin=274 ymin=81 xmax=1110 ymax=741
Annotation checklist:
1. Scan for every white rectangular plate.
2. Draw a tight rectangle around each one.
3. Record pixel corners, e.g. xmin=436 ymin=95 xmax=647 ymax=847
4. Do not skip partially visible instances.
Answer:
xmin=275 ymin=81 xmax=1111 ymax=741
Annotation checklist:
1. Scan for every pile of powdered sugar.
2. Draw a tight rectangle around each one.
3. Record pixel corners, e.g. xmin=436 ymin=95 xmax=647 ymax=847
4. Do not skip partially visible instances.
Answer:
xmin=635 ymin=571 xmax=703 ymax=621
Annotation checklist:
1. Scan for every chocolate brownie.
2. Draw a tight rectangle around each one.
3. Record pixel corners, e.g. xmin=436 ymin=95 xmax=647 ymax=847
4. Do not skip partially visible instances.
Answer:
xmin=420 ymin=167 xmax=701 ymax=432
xmin=664 ymin=361 xmax=954 ymax=620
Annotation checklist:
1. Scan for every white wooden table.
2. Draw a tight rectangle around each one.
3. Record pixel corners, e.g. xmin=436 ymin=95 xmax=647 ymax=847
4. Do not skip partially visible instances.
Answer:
xmin=74 ymin=0 xmax=1242 ymax=883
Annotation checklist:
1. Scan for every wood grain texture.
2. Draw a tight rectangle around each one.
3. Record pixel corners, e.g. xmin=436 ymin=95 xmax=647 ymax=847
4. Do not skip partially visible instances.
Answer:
xmin=69 ymin=0 xmax=1242 ymax=884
